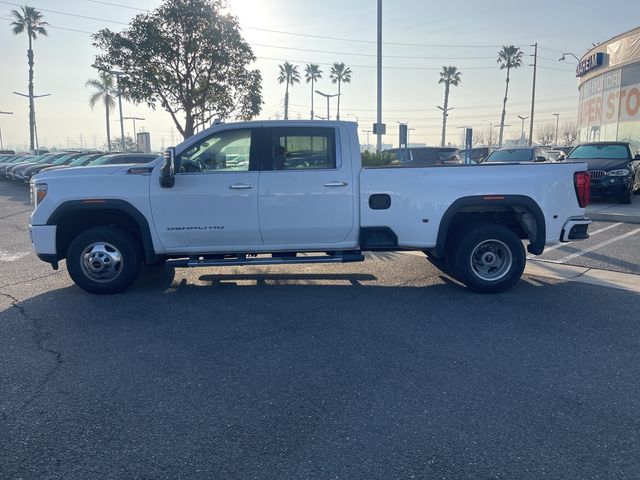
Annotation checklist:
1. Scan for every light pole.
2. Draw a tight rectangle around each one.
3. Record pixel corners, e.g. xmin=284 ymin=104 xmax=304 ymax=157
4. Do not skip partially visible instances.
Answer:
xmin=559 ymin=52 xmax=580 ymax=63
xmin=483 ymin=120 xmax=494 ymax=146
xmin=517 ymin=115 xmax=529 ymax=145
xmin=553 ymin=113 xmax=560 ymax=147
xmin=0 ymin=111 xmax=14 ymax=150
xmin=314 ymin=114 xmax=327 ymax=121
xmin=361 ymin=129 xmax=373 ymax=151
xmin=123 ymin=116 xmax=145 ymax=141
xmin=437 ymin=105 xmax=454 ymax=147
xmin=109 ymin=70 xmax=127 ymax=151
xmin=376 ymin=0 xmax=382 ymax=152
xmin=315 ymin=90 xmax=340 ymax=120
xmin=13 ymin=92 xmax=50 ymax=153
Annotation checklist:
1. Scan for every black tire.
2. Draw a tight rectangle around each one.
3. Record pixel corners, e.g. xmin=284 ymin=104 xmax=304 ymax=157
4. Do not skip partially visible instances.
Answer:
xmin=449 ymin=223 xmax=525 ymax=294
xmin=67 ymin=227 xmax=142 ymax=294
xmin=619 ymin=186 xmax=633 ymax=204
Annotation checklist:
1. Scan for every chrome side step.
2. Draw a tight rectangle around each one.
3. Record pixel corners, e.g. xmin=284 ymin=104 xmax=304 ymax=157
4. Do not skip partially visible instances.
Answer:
xmin=167 ymin=252 xmax=365 ymax=268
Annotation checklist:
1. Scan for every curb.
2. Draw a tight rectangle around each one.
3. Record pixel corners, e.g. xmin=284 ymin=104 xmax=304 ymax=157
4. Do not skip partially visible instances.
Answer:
xmin=525 ymin=261 xmax=640 ymax=294
xmin=587 ymin=213 xmax=640 ymax=224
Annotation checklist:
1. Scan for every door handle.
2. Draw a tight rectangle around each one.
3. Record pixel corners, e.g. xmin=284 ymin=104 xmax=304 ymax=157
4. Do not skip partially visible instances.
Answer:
xmin=323 ymin=181 xmax=348 ymax=187
xmin=229 ymin=184 xmax=253 ymax=190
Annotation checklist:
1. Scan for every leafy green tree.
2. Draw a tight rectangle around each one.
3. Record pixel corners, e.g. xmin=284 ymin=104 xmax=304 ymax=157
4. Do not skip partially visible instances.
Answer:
xmin=86 ymin=72 xmax=116 ymax=151
xmin=104 ymin=135 xmax=137 ymax=152
xmin=497 ymin=46 xmax=524 ymax=147
xmin=278 ymin=62 xmax=300 ymax=120
xmin=330 ymin=62 xmax=352 ymax=120
xmin=10 ymin=5 xmax=48 ymax=151
xmin=304 ymin=64 xmax=322 ymax=120
xmin=438 ymin=66 xmax=462 ymax=147
xmin=92 ymin=0 xmax=262 ymax=140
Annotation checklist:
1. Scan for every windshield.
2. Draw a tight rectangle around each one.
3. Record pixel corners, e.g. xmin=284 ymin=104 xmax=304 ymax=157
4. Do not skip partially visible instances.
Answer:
xmin=484 ymin=149 xmax=533 ymax=162
xmin=51 ymin=155 xmax=74 ymax=165
xmin=69 ymin=155 xmax=98 ymax=166
xmin=568 ymin=144 xmax=629 ymax=160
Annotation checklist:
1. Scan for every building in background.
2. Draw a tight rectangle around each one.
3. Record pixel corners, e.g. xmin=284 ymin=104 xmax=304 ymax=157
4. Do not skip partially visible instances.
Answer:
xmin=578 ymin=26 xmax=640 ymax=147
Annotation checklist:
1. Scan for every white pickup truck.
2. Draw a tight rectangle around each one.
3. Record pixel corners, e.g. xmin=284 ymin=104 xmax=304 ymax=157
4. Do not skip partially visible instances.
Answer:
xmin=29 ymin=121 xmax=592 ymax=294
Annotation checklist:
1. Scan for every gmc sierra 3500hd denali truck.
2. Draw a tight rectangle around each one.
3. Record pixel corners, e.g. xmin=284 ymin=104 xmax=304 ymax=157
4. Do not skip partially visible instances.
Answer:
xmin=29 ymin=121 xmax=592 ymax=294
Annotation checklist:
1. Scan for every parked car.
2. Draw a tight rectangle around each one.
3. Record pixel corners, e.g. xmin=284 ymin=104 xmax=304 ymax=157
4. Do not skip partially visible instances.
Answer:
xmin=39 ymin=153 xmax=106 ymax=173
xmin=0 ymin=155 xmax=33 ymax=176
xmin=459 ymin=147 xmax=497 ymax=164
xmin=21 ymin=153 xmax=88 ymax=182
xmin=483 ymin=147 xmax=553 ymax=163
xmin=30 ymin=120 xmax=591 ymax=295
xmin=10 ymin=153 xmax=70 ymax=181
xmin=385 ymin=147 xmax=462 ymax=166
xmin=87 ymin=153 xmax=159 ymax=166
xmin=4 ymin=154 xmax=55 ymax=178
xmin=566 ymin=142 xmax=640 ymax=204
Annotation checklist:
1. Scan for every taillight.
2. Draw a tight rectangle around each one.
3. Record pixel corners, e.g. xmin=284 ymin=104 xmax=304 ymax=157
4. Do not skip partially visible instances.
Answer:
xmin=574 ymin=171 xmax=590 ymax=208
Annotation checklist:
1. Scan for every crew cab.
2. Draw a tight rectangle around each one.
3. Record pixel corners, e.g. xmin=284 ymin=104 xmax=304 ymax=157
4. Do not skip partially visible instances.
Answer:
xmin=29 ymin=121 xmax=592 ymax=294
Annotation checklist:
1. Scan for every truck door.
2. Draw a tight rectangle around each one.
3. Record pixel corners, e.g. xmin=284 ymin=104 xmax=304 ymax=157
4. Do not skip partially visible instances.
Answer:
xmin=149 ymin=127 xmax=263 ymax=251
xmin=257 ymin=126 xmax=354 ymax=245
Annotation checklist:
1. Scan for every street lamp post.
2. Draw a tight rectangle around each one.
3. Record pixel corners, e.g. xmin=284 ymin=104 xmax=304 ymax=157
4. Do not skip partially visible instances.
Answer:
xmin=553 ymin=113 xmax=560 ymax=147
xmin=109 ymin=70 xmax=127 ymax=151
xmin=123 ymin=116 xmax=145 ymax=142
xmin=0 ymin=111 xmax=14 ymax=150
xmin=315 ymin=90 xmax=340 ymax=120
xmin=361 ymin=129 xmax=373 ymax=151
xmin=376 ymin=0 xmax=382 ymax=152
xmin=13 ymin=92 xmax=50 ymax=153
xmin=559 ymin=52 xmax=580 ymax=63
xmin=517 ymin=115 xmax=529 ymax=145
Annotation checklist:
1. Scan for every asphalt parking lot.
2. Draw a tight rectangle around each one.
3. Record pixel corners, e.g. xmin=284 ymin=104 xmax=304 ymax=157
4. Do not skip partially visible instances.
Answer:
xmin=2 ymin=180 xmax=640 ymax=480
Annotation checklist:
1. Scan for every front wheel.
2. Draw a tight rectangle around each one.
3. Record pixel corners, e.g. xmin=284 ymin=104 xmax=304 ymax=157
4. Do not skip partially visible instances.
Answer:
xmin=67 ymin=227 xmax=142 ymax=294
xmin=450 ymin=223 xmax=526 ymax=294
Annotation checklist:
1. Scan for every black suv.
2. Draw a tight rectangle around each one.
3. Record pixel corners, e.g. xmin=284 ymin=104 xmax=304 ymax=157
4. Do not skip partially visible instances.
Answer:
xmin=566 ymin=142 xmax=640 ymax=204
xmin=385 ymin=147 xmax=462 ymax=166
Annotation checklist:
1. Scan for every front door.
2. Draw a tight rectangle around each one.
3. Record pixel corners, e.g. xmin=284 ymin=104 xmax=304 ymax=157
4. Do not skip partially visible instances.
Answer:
xmin=150 ymin=127 xmax=263 ymax=252
xmin=258 ymin=126 xmax=354 ymax=246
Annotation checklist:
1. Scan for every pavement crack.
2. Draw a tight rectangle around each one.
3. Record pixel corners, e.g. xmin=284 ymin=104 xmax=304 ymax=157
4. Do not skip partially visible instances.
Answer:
xmin=0 ymin=270 xmax=63 ymax=290
xmin=0 ymin=291 xmax=64 ymax=414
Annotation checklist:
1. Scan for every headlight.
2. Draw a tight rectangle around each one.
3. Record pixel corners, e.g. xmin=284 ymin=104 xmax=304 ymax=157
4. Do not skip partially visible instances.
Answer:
xmin=32 ymin=183 xmax=48 ymax=208
xmin=608 ymin=168 xmax=630 ymax=176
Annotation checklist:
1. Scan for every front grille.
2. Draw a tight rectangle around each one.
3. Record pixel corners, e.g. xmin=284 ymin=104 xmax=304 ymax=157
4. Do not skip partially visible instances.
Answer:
xmin=589 ymin=170 xmax=606 ymax=180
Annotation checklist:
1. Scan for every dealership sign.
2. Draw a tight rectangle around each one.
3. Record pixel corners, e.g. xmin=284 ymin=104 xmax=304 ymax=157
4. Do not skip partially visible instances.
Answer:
xmin=577 ymin=52 xmax=605 ymax=77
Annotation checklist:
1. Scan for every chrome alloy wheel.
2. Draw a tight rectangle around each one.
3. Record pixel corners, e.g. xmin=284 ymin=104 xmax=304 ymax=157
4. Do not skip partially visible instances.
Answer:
xmin=80 ymin=242 xmax=123 ymax=283
xmin=469 ymin=239 xmax=513 ymax=282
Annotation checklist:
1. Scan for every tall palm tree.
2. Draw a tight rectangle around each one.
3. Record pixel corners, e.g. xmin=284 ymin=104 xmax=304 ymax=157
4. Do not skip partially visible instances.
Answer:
xmin=86 ymin=72 xmax=116 ymax=151
xmin=304 ymin=64 xmax=323 ymax=120
xmin=277 ymin=62 xmax=300 ymax=120
xmin=330 ymin=62 xmax=352 ymax=120
xmin=438 ymin=66 xmax=462 ymax=147
xmin=497 ymin=45 xmax=524 ymax=147
xmin=10 ymin=5 xmax=48 ymax=151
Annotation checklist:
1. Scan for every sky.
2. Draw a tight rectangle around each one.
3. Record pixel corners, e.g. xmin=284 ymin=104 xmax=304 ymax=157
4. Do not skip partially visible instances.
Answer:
xmin=0 ymin=0 xmax=639 ymax=151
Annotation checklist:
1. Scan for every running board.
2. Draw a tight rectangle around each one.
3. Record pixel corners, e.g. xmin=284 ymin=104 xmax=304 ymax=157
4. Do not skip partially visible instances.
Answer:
xmin=167 ymin=253 xmax=365 ymax=268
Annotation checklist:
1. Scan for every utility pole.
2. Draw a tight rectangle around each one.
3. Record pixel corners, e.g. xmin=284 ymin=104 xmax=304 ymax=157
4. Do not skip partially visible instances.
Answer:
xmin=517 ymin=115 xmax=529 ymax=145
xmin=0 ymin=111 xmax=14 ymax=150
xmin=553 ymin=113 xmax=560 ymax=147
xmin=376 ymin=0 xmax=383 ymax=152
xmin=437 ymin=106 xmax=454 ymax=147
xmin=362 ymin=129 xmax=373 ymax=151
xmin=13 ymin=91 xmax=50 ymax=153
xmin=528 ymin=43 xmax=538 ymax=147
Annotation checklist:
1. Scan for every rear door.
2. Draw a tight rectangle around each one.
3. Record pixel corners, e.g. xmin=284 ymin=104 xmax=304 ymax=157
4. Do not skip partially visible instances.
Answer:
xmin=257 ymin=126 xmax=354 ymax=245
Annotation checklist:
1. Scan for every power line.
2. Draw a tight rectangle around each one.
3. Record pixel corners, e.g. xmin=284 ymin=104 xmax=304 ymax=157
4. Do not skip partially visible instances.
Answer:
xmin=85 ymin=0 xmax=146 ymax=11
xmin=0 ymin=1 xmax=128 ymax=24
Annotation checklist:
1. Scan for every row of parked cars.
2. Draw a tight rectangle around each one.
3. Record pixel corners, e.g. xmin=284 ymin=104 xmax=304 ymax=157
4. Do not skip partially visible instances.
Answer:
xmin=385 ymin=142 xmax=640 ymax=204
xmin=0 ymin=151 xmax=159 ymax=184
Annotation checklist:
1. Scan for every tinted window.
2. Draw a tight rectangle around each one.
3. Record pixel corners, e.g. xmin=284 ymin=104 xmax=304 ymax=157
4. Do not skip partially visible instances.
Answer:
xmin=485 ymin=149 xmax=534 ymax=162
xmin=179 ymin=129 xmax=252 ymax=173
xmin=411 ymin=149 xmax=461 ymax=166
xmin=267 ymin=127 xmax=336 ymax=170
xmin=568 ymin=144 xmax=630 ymax=160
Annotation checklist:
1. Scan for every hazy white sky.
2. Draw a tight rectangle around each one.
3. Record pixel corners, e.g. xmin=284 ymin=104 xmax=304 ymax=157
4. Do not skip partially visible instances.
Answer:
xmin=0 ymin=0 xmax=638 ymax=150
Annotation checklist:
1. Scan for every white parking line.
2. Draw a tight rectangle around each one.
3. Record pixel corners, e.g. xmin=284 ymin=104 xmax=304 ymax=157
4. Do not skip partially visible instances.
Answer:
xmin=527 ymin=222 xmax=623 ymax=259
xmin=557 ymin=226 xmax=640 ymax=263
xmin=0 ymin=251 xmax=30 ymax=262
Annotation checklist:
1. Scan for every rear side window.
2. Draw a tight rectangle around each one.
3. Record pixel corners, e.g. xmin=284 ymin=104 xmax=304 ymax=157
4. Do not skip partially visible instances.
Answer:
xmin=568 ymin=145 xmax=629 ymax=160
xmin=485 ymin=149 xmax=534 ymax=162
xmin=265 ymin=127 xmax=336 ymax=171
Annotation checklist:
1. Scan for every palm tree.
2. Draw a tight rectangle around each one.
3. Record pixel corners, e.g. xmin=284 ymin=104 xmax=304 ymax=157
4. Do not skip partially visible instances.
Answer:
xmin=330 ymin=62 xmax=352 ymax=120
xmin=304 ymin=64 xmax=323 ymax=120
xmin=86 ymin=72 xmax=116 ymax=151
xmin=438 ymin=66 xmax=462 ymax=147
xmin=497 ymin=46 xmax=524 ymax=147
xmin=10 ymin=5 xmax=48 ymax=151
xmin=277 ymin=62 xmax=300 ymax=120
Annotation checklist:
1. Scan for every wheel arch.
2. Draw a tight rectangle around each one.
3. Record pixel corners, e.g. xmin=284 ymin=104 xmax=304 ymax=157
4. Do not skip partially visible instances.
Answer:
xmin=434 ymin=195 xmax=546 ymax=258
xmin=47 ymin=199 xmax=159 ymax=264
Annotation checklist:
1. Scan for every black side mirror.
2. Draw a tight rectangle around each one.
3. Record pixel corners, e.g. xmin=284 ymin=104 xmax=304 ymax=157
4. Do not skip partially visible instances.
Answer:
xmin=160 ymin=147 xmax=177 ymax=188
xmin=635 ymin=154 xmax=640 ymax=160
xmin=536 ymin=156 xmax=547 ymax=162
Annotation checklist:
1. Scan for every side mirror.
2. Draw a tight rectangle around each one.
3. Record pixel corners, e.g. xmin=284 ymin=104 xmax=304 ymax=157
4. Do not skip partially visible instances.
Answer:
xmin=536 ymin=156 xmax=547 ymax=162
xmin=635 ymin=154 xmax=640 ymax=160
xmin=160 ymin=147 xmax=177 ymax=188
